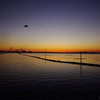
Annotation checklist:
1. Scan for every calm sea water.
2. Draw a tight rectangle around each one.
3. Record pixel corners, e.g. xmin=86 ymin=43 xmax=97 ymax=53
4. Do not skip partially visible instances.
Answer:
xmin=0 ymin=53 xmax=100 ymax=100
xmin=26 ymin=53 xmax=100 ymax=64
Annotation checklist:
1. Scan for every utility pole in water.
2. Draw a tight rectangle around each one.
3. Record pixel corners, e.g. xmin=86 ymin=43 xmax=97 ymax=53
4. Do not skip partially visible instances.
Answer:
xmin=80 ymin=51 xmax=82 ymax=77
xmin=80 ymin=51 xmax=82 ymax=64
xmin=45 ymin=50 xmax=46 ymax=59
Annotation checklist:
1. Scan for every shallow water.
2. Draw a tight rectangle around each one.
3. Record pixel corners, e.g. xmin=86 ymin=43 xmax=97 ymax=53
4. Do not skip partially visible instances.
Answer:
xmin=0 ymin=53 xmax=100 ymax=100
xmin=26 ymin=53 xmax=100 ymax=64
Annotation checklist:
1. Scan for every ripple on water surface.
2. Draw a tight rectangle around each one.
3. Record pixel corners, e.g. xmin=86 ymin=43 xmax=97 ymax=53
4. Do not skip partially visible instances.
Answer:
xmin=0 ymin=53 xmax=100 ymax=100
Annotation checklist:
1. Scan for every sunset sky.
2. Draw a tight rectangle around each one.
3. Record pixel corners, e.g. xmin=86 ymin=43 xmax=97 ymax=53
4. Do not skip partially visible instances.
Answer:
xmin=0 ymin=0 xmax=100 ymax=52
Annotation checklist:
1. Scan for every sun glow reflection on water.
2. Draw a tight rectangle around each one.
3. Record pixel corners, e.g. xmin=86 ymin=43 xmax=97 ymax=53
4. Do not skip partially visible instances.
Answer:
xmin=26 ymin=53 xmax=100 ymax=64
xmin=0 ymin=53 xmax=100 ymax=99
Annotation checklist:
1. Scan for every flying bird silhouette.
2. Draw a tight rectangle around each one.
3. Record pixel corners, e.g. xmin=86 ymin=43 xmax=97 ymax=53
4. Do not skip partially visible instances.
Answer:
xmin=24 ymin=25 xmax=28 ymax=27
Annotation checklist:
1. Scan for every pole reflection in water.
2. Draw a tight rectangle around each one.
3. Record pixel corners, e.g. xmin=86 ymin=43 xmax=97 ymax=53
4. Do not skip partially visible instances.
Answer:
xmin=80 ymin=64 xmax=82 ymax=78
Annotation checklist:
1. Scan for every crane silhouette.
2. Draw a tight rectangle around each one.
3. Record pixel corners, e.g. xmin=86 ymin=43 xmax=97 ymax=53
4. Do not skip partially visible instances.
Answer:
xmin=15 ymin=48 xmax=23 ymax=53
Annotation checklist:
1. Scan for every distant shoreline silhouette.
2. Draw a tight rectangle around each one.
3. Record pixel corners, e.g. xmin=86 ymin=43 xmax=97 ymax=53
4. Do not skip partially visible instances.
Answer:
xmin=0 ymin=50 xmax=100 ymax=54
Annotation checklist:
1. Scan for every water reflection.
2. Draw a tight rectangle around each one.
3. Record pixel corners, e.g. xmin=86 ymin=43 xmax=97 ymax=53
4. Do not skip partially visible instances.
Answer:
xmin=0 ymin=53 xmax=100 ymax=100
xmin=26 ymin=53 xmax=100 ymax=64
xmin=80 ymin=65 xmax=82 ymax=78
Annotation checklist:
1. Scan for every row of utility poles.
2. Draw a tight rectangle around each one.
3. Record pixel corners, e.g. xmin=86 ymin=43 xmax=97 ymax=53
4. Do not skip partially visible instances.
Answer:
xmin=10 ymin=47 xmax=82 ymax=63
xmin=45 ymin=51 xmax=83 ymax=63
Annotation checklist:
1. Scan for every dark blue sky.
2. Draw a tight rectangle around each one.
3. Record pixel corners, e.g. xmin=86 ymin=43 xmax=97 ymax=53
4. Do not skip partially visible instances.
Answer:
xmin=0 ymin=0 xmax=100 ymax=52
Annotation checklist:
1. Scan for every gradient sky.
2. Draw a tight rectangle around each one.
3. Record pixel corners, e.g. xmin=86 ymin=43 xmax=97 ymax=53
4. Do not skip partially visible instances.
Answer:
xmin=0 ymin=0 xmax=100 ymax=52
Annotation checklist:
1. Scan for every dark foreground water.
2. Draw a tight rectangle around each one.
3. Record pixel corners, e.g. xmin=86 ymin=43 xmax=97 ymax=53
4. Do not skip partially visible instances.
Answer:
xmin=0 ymin=53 xmax=100 ymax=100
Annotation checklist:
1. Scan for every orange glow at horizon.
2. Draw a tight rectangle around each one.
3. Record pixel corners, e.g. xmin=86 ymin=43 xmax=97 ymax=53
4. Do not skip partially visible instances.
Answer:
xmin=0 ymin=35 xmax=100 ymax=52
xmin=1 ymin=46 xmax=100 ymax=53
xmin=0 ymin=0 xmax=100 ymax=54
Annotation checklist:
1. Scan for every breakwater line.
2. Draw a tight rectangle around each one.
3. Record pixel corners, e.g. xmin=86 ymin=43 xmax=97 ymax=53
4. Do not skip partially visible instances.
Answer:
xmin=21 ymin=54 xmax=100 ymax=67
